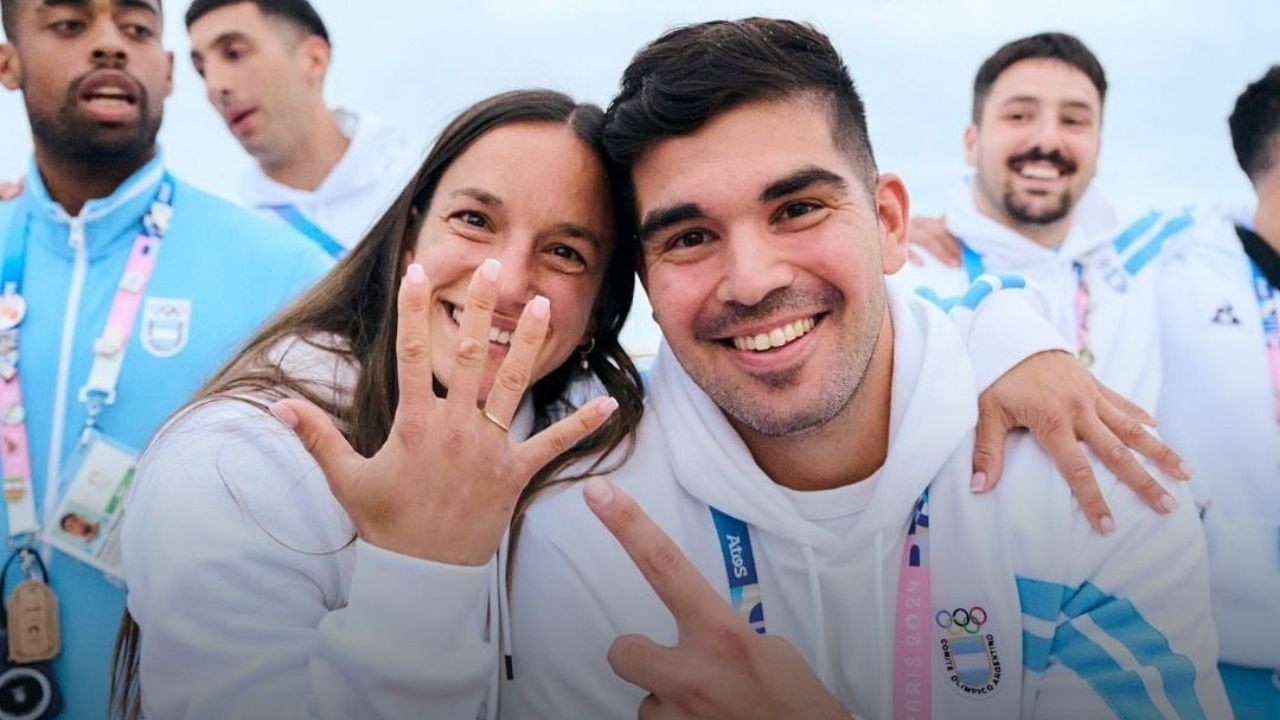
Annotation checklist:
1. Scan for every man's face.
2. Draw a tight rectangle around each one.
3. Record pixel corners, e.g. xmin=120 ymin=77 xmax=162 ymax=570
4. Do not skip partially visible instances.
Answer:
xmin=633 ymin=96 xmax=909 ymax=437
xmin=0 ymin=0 xmax=172 ymax=166
xmin=188 ymin=2 xmax=320 ymax=164
xmin=965 ymin=58 xmax=1102 ymax=230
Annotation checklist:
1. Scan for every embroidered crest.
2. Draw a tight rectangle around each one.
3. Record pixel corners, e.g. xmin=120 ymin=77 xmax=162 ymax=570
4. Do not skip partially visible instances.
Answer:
xmin=140 ymin=298 xmax=190 ymax=358
xmin=935 ymin=605 xmax=1003 ymax=696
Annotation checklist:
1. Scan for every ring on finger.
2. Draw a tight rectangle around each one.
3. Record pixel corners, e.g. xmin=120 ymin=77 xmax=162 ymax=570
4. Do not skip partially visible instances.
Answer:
xmin=482 ymin=409 xmax=511 ymax=434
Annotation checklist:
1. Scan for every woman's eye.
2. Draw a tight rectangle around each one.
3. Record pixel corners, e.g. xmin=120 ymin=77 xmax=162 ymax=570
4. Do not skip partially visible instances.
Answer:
xmin=452 ymin=211 xmax=489 ymax=229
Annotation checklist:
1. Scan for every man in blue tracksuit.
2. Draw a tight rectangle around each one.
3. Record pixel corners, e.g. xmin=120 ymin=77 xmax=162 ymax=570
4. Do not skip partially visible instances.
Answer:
xmin=0 ymin=0 xmax=330 ymax=716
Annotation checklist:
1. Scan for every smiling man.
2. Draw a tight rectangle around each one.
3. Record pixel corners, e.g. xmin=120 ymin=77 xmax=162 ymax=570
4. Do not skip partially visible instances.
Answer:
xmin=0 ymin=0 xmax=327 ymax=715
xmin=185 ymin=0 xmax=418 ymax=255
xmin=502 ymin=19 xmax=1230 ymax=719
xmin=894 ymin=33 xmax=1194 ymax=416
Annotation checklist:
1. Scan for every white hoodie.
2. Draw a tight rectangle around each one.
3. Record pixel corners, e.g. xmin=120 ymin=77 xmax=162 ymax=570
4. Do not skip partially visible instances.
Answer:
xmin=892 ymin=179 xmax=1194 ymax=414
xmin=239 ymin=109 xmax=421 ymax=252
xmin=121 ymin=285 xmax=1069 ymax=720
xmin=507 ymin=285 xmax=1229 ymax=720
xmin=1157 ymin=207 xmax=1280 ymax=673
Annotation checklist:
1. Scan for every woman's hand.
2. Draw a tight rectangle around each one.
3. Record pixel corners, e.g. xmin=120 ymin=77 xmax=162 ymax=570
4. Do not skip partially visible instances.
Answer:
xmin=272 ymin=259 xmax=617 ymax=565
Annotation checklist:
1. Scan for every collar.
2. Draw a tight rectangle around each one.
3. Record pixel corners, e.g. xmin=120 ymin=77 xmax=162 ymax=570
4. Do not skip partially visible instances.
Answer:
xmin=23 ymin=151 xmax=169 ymax=261
xmin=239 ymin=108 xmax=388 ymax=207
xmin=1236 ymin=224 xmax=1280 ymax=290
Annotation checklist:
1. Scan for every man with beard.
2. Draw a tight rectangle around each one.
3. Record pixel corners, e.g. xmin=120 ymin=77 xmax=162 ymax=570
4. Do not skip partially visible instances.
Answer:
xmin=492 ymin=19 xmax=1228 ymax=719
xmin=894 ymin=33 xmax=1193 ymax=418
xmin=0 ymin=0 xmax=328 ymax=716
xmin=185 ymin=0 xmax=418 ymax=254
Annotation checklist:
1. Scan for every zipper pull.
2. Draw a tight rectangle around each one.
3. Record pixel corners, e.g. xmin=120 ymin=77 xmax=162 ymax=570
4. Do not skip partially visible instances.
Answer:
xmin=68 ymin=218 xmax=85 ymax=251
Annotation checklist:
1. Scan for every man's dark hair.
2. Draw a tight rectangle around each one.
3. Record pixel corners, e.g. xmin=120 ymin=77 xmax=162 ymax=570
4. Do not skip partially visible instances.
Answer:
xmin=603 ymin=18 xmax=878 ymax=199
xmin=185 ymin=0 xmax=328 ymax=44
xmin=1229 ymin=65 xmax=1280 ymax=184
xmin=971 ymin=32 xmax=1107 ymax=123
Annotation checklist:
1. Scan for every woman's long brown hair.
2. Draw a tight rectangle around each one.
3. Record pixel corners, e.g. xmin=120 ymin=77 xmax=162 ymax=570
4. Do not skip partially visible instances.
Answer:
xmin=109 ymin=89 xmax=644 ymax=719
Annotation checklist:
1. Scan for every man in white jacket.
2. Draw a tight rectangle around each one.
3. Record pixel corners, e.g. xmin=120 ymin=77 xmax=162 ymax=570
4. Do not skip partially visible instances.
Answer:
xmin=892 ymin=33 xmax=1193 ymax=418
xmin=506 ymin=19 xmax=1230 ymax=719
xmin=185 ymin=0 xmax=417 ymax=254
xmin=1155 ymin=67 xmax=1280 ymax=718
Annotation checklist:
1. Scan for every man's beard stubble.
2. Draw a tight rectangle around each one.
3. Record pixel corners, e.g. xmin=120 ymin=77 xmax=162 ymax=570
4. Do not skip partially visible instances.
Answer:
xmin=27 ymin=73 xmax=161 ymax=169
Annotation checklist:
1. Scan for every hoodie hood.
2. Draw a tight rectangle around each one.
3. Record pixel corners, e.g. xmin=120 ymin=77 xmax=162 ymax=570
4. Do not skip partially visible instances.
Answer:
xmin=945 ymin=175 xmax=1120 ymax=268
xmin=646 ymin=283 xmax=978 ymax=552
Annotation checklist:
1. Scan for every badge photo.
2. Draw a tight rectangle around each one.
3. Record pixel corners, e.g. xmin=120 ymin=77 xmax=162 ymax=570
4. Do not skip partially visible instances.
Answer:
xmin=140 ymin=297 xmax=191 ymax=358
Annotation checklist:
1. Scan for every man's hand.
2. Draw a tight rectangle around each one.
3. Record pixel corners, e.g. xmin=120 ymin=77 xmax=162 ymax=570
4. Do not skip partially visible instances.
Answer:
xmin=975 ymin=350 xmax=1190 ymax=534
xmin=583 ymin=477 xmax=848 ymax=720
xmin=906 ymin=215 xmax=962 ymax=267
xmin=0 ymin=178 xmax=24 ymax=201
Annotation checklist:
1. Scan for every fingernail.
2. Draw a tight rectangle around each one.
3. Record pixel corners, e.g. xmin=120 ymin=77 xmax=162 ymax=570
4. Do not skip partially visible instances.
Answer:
xmin=480 ymin=258 xmax=501 ymax=282
xmin=269 ymin=402 xmax=298 ymax=429
xmin=969 ymin=471 xmax=987 ymax=493
xmin=583 ymin=477 xmax=614 ymax=506
xmin=530 ymin=295 xmax=549 ymax=319
xmin=597 ymin=396 xmax=619 ymax=417
xmin=1159 ymin=493 xmax=1179 ymax=513
xmin=1098 ymin=515 xmax=1115 ymax=535
xmin=1177 ymin=461 xmax=1193 ymax=479
xmin=405 ymin=263 xmax=425 ymax=285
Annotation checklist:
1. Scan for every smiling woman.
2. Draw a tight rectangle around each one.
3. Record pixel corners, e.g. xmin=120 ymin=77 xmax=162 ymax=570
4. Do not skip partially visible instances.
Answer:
xmin=112 ymin=88 xmax=645 ymax=720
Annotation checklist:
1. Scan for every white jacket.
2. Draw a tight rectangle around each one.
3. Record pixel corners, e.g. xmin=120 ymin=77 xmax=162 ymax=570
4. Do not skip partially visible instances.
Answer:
xmin=508 ymin=286 xmax=1229 ymax=719
xmin=1157 ymin=208 xmax=1280 ymax=672
xmin=892 ymin=179 xmax=1194 ymax=414
xmin=239 ymin=109 xmax=421 ymax=251
xmin=121 ymin=286 xmax=1071 ymax=720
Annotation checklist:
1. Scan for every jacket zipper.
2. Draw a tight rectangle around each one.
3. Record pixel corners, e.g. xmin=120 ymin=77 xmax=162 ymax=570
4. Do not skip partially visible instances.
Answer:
xmin=43 ymin=216 xmax=88 ymax=530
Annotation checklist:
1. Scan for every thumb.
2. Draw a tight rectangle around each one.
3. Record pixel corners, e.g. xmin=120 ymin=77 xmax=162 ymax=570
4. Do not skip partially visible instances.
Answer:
xmin=971 ymin=403 xmax=1009 ymax=493
xmin=271 ymin=399 xmax=363 ymax=500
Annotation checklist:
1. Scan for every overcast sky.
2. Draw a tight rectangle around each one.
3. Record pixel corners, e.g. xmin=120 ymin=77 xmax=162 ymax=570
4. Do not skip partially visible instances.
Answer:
xmin=1 ymin=0 xmax=1275 ymax=354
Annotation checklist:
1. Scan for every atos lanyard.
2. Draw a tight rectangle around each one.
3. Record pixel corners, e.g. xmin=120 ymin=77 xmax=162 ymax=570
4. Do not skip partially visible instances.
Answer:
xmin=1250 ymin=261 xmax=1280 ymax=424
xmin=960 ymin=242 xmax=1094 ymax=368
xmin=710 ymin=491 xmax=932 ymax=720
xmin=0 ymin=176 xmax=174 ymax=539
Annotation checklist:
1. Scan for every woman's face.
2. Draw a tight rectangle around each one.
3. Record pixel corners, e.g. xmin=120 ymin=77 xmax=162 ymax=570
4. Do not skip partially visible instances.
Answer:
xmin=410 ymin=121 xmax=615 ymax=401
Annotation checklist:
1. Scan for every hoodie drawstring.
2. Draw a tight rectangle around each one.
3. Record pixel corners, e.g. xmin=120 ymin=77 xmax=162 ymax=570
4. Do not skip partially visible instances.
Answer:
xmin=801 ymin=544 xmax=832 ymax=692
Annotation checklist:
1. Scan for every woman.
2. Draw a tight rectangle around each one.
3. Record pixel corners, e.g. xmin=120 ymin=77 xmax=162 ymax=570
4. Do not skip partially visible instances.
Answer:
xmin=115 ymin=89 xmax=645 ymax=720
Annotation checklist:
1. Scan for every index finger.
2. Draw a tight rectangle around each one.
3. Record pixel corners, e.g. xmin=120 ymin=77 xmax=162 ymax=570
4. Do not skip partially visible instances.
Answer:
xmin=583 ymin=477 xmax=743 ymax=633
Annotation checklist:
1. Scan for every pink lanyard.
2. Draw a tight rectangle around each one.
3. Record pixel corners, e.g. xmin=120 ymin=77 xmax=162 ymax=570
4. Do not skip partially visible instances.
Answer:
xmin=1251 ymin=261 xmax=1280 ymax=424
xmin=0 ymin=177 xmax=173 ymax=539
xmin=710 ymin=491 xmax=932 ymax=719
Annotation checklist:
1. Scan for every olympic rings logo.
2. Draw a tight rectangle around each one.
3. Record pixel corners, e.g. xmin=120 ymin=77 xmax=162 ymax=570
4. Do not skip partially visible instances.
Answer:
xmin=935 ymin=606 xmax=988 ymax=635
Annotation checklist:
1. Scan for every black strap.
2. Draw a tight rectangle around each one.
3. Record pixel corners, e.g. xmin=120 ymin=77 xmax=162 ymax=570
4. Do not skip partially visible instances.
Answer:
xmin=1237 ymin=224 xmax=1280 ymax=290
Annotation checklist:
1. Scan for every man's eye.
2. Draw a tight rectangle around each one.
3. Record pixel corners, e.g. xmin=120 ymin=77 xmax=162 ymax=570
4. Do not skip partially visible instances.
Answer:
xmin=123 ymin=24 xmax=154 ymax=40
xmin=669 ymin=230 xmax=706 ymax=250
xmin=50 ymin=20 xmax=85 ymax=35
xmin=551 ymin=245 xmax=586 ymax=265
xmin=779 ymin=201 xmax=818 ymax=220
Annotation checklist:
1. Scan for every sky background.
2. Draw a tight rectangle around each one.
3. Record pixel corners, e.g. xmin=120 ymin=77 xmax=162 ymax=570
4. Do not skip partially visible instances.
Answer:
xmin=1 ymin=0 xmax=1276 ymax=354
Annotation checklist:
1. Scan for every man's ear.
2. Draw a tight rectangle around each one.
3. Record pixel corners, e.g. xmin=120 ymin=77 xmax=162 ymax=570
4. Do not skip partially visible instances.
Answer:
xmin=963 ymin=124 xmax=978 ymax=167
xmin=163 ymin=50 xmax=174 ymax=99
xmin=0 ymin=43 xmax=22 ymax=91
xmin=875 ymin=173 xmax=910 ymax=275
xmin=299 ymin=36 xmax=330 ymax=86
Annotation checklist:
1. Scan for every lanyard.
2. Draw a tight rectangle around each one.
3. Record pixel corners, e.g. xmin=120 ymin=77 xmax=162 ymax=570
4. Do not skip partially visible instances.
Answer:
xmin=1250 ymin=261 xmax=1280 ymax=424
xmin=265 ymin=204 xmax=345 ymax=259
xmin=710 ymin=491 xmax=932 ymax=720
xmin=0 ymin=176 xmax=174 ymax=541
xmin=959 ymin=241 xmax=1094 ymax=368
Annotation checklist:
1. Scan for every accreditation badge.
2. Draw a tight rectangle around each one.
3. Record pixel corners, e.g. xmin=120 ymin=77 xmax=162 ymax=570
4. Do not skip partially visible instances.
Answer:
xmin=39 ymin=431 xmax=137 ymax=580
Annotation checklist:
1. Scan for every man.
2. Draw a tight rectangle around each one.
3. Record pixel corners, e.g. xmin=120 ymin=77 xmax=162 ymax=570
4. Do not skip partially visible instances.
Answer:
xmin=501 ymin=19 xmax=1229 ymax=718
xmin=894 ymin=33 xmax=1194 ymax=417
xmin=0 ymin=0 xmax=329 ymax=716
xmin=1154 ymin=66 xmax=1280 ymax=718
xmin=186 ymin=0 xmax=418 ymax=255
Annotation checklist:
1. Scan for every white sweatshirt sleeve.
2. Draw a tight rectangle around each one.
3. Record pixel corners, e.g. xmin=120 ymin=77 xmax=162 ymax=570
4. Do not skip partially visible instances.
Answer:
xmin=1022 ymin=458 xmax=1232 ymax=720
xmin=914 ymin=275 xmax=1072 ymax=392
xmin=121 ymin=400 xmax=496 ymax=720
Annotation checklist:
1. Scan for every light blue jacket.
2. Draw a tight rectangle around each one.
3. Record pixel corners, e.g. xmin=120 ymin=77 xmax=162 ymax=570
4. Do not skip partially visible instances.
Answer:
xmin=0 ymin=152 xmax=331 ymax=718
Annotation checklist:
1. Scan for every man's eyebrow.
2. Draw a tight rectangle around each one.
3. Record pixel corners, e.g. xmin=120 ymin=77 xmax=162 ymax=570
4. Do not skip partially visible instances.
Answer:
xmin=39 ymin=0 xmax=160 ymax=14
xmin=450 ymin=188 xmax=503 ymax=206
xmin=636 ymin=203 xmax=705 ymax=245
xmin=38 ymin=0 xmax=90 ymax=9
xmin=760 ymin=167 xmax=848 ymax=203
